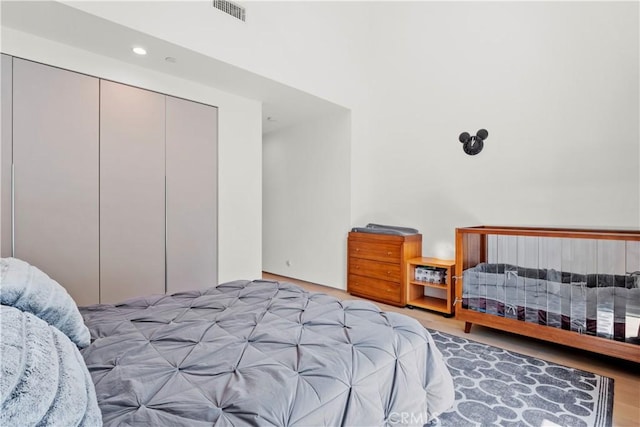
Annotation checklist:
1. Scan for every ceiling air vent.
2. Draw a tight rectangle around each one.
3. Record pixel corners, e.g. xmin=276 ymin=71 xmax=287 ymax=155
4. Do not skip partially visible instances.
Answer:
xmin=213 ymin=0 xmax=246 ymax=22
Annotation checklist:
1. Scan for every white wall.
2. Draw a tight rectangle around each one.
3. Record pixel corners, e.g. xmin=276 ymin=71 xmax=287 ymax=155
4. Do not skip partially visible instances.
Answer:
xmin=54 ymin=2 xmax=640 ymax=285
xmin=263 ymin=111 xmax=350 ymax=288
xmin=352 ymin=1 xmax=640 ymax=260
xmin=0 ymin=27 xmax=263 ymax=283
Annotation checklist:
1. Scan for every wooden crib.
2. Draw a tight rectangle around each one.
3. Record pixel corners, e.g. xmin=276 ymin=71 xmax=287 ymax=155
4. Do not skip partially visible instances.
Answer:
xmin=455 ymin=226 xmax=640 ymax=363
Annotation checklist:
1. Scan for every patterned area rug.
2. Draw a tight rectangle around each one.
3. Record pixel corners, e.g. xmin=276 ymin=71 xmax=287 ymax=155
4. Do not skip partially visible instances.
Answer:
xmin=427 ymin=329 xmax=614 ymax=427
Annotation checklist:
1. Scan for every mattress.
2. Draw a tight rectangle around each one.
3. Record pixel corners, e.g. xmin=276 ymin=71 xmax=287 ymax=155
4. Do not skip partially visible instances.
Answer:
xmin=80 ymin=280 xmax=454 ymax=426
xmin=462 ymin=263 xmax=640 ymax=341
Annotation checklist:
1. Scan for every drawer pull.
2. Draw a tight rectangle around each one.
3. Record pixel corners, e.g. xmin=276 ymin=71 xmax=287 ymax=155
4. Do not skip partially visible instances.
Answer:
xmin=387 ymin=271 xmax=391 ymax=275
xmin=355 ymin=248 xmax=360 ymax=252
xmin=387 ymin=251 xmax=392 ymax=255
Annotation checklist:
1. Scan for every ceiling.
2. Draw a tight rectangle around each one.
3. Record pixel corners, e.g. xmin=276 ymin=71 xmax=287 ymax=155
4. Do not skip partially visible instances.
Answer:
xmin=0 ymin=0 xmax=348 ymax=134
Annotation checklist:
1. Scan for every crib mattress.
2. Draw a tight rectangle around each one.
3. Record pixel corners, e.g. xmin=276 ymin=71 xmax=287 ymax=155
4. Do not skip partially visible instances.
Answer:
xmin=462 ymin=263 xmax=640 ymax=342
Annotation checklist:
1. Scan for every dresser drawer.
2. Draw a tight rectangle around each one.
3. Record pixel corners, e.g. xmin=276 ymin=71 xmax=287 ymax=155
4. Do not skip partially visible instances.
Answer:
xmin=349 ymin=257 xmax=401 ymax=283
xmin=349 ymin=241 xmax=401 ymax=262
xmin=348 ymin=274 xmax=402 ymax=305
xmin=346 ymin=231 xmax=422 ymax=308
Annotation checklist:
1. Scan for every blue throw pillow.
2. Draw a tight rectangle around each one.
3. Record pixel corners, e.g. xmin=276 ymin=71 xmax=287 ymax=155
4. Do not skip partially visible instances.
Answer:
xmin=0 ymin=305 xmax=102 ymax=426
xmin=0 ymin=257 xmax=91 ymax=348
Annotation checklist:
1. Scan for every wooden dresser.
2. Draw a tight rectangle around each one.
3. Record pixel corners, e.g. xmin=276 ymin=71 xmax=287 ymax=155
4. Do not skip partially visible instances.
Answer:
xmin=347 ymin=231 xmax=422 ymax=307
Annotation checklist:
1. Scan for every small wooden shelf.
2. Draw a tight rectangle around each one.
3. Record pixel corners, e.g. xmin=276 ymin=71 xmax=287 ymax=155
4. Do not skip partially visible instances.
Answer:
xmin=406 ymin=257 xmax=455 ymax=315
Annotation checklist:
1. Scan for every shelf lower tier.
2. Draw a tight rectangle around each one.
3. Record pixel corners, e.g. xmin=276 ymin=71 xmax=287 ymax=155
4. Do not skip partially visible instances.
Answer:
xmin=406 ymin=295 xmax=451 ymax=314
xmin=409 ymin=280 xmax=448 ymax=290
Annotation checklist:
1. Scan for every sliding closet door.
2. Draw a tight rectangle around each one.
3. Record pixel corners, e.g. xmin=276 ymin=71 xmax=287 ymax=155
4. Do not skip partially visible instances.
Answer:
xmin=100 ymin=80 xmax=165 ymax=303
xmin=166 ymin=96 xmax=218 ymax=293
xmin=1 ymin=54 xmax=12 ymax=257
xmin=12 ymin=58 xmax=99 ymax=305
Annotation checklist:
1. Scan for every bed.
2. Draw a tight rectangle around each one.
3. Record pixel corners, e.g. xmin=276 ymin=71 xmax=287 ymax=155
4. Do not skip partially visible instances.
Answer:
xmin=1 ymin=257 xmax=455 ymax=426
xmin=456 ymin=226 xmax=640 ymax=363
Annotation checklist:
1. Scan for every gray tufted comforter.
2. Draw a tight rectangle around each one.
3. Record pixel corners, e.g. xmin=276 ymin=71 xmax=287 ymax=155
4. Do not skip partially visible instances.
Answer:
xmin=80 ymin=280 xmax=454 ymax=426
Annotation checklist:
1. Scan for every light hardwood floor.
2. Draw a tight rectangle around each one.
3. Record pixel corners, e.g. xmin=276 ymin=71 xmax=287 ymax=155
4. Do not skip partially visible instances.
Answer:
xmin=263 ymin=272 xmax=640 ymax=427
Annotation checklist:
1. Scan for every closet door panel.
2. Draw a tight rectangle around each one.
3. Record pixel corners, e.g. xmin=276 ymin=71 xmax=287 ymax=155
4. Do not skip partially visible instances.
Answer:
xmin=166 ymin=96 xmax=218 ymax=293
xmin=12 ymin=58 xmax=99 ymax=305
xmin=1 ymin=54 xmax=12 ymax=257
xmin=100 ymin=80 xmax=165 ymax=303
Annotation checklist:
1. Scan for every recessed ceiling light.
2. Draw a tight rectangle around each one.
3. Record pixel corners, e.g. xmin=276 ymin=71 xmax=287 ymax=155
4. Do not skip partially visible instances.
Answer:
xmin=132 ymin=46 xmax=147 ymax=56
xmin=165 ymin=56 xmax=177 ymax=63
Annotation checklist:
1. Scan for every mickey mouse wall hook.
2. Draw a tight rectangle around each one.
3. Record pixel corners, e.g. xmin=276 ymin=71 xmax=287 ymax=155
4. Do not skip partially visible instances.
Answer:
xmin=459 ymin=129 xmax=488 ymax=155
